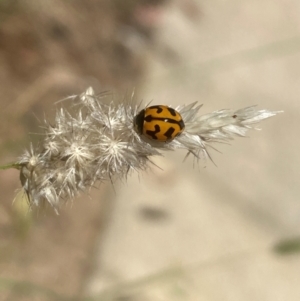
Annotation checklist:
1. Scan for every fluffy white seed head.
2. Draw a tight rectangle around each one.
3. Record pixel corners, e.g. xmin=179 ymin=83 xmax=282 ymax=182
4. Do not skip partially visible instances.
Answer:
xmin=17 ymin=87 xmax=282 ymax=211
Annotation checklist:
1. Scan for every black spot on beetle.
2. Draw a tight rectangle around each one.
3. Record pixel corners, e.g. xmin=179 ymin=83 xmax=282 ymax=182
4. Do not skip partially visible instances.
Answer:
xmin=178 ymin=119 xmax=185 ymax=130
xmin=146 ymin=124 xmax=160 ymax=139
xmin=144 ymin=114 xmax=154 ymax=122
xmin=150 ymin=105 xmax=163 ymax=113
xmin=167 ymin=107 xmax=177 ymax=116
xmin=164 ymin=127 xmax=175 ymax=138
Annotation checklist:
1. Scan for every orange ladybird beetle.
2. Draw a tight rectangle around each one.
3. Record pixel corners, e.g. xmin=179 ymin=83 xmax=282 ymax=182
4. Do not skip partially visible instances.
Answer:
xmin=134 ymin=105 xmax=185 ymax=142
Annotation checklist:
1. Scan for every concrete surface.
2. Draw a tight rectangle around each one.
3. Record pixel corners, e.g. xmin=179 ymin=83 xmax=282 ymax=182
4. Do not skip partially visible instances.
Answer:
xmin=85 ymin=1 xmax=300 ymax=300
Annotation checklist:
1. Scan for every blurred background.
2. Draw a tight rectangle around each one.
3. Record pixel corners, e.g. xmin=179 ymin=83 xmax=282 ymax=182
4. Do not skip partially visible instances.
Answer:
xmin=0 ymin=0 xmax=299 ymax=300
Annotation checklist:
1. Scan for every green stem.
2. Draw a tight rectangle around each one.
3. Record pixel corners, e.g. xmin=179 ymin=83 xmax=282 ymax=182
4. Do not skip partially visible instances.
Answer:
xmin=0 ymin=162 xmax=21 ymax=170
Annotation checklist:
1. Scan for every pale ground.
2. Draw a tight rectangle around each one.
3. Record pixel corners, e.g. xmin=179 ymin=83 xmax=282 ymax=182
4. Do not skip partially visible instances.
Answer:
xmin=85 ymin=1 xmax=300 ymax=300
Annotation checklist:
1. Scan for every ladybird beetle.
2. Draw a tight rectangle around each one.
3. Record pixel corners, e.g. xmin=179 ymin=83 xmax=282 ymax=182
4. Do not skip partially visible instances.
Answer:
xmin=134 ymin=105 xmax=185 ymax=142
